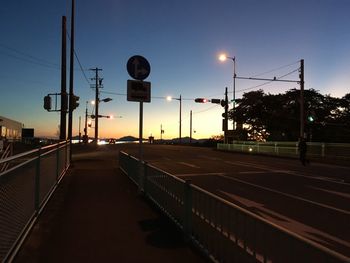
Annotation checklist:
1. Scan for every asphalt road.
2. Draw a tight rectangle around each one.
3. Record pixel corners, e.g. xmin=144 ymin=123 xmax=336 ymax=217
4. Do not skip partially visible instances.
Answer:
xmin=121 ymin=143 xmax=350 ymax=258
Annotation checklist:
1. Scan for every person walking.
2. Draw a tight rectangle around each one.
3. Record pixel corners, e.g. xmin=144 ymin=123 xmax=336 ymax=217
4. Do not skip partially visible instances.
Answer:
xmin=298 ymin=137 xmax=307 ymax=165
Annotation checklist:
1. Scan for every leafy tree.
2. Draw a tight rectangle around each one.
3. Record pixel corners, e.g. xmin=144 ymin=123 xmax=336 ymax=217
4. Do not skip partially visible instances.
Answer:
xmin=229 ymin=89 xmax=350 ymax=142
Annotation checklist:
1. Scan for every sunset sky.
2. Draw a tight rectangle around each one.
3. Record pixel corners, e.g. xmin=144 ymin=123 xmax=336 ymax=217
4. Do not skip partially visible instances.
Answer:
xmin=1 ymin=0 xmax=349 ymax=139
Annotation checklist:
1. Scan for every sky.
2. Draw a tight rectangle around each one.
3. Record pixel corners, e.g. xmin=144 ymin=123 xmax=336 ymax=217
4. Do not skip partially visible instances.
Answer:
xmin=1 ymin=0 xmax=350 ymax=139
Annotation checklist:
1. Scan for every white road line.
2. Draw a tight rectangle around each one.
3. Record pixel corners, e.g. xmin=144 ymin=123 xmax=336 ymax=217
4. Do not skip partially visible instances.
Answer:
xmin=178 ymin=162 xmax=200 ymax=168
xmin=215 ymin=174 xmax=350 ymax=215
xmin=219 ymin=190 xmax=350 ymax=250
xmin=175 ymin=172 xmax=225 ymax=177
xmin=225 ymin=160 xmax=350 ymax=186
xmin=239 ymin=171 xmax=267 ymax=174
xmin=307 ymin=185 xmax=350 ymax=199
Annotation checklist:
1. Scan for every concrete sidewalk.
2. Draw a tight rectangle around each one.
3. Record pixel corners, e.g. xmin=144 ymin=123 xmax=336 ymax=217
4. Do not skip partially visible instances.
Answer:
xmin=14 ymin=146 xmax=207 ymax=263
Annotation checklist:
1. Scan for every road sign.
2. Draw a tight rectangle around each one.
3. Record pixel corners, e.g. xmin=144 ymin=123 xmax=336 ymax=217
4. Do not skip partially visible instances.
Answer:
xmin=127 ymin=80 xmax=151 ymax=102
xmin=127 ymin=55 xmax=151 ymax=81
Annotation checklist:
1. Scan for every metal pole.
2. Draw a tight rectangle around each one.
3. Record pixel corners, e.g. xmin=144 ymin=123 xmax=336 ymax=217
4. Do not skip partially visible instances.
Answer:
xmin=60 ymin=16 xmax=67 ymax=140
xmin=160 ymin=124 xmax=162 ymax=142
xmin=68 ymin=0 xmax=75 ymax=141
xmin=190 ymin=110 xmax=192 ymax=144
xmin=139 ymin=102 xmax=143 ymax=159
xmin=179 ymin=95 xmax=182 ymax=144
xmin=233 ymin=57 xmax=236 ymax=130
xmin=300 ymin=59 xmax=305 ymax=138
xmin=84 ymin=101 xmax=88 ymax=141
xmin=95 ymin=69 xmax=99 ymax=144
xmin=78 ymin=116 xmax=81 ymax=143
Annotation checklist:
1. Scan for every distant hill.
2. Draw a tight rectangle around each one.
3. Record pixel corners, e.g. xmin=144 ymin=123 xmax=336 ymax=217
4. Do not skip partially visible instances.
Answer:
xmin=117 ymin=136 xmax=139 ymax=142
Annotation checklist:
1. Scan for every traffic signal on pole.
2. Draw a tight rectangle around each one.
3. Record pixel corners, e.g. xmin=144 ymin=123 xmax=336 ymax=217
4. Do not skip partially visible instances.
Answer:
xmin=71 ymin=95 xmax=80 ymax=110
xmin=44 ymin=95 xmax=52 ymax=111
xmin=221 ymin=99 xmax=227 ymax=107
xmin=211 ymin=99 xmax=221 ymax=104
xmin=195 ymin=98 xmax=208 ymax=103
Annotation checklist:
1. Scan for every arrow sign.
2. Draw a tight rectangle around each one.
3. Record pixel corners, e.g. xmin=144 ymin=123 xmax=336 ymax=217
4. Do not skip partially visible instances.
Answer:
xmin=127 ymin=55 xmax=151 ymax=81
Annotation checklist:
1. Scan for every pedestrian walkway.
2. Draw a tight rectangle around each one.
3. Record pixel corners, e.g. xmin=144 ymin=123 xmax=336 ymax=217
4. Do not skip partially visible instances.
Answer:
xmin=14 ymin=145 xmax=207 ymax=263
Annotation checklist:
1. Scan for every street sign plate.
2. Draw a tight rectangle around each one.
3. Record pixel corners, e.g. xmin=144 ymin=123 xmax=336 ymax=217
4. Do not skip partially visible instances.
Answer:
xmin=127 ymin=80 xmax=151 ymax=102
xmin=127 ymin=55 xmax=151 ymax=81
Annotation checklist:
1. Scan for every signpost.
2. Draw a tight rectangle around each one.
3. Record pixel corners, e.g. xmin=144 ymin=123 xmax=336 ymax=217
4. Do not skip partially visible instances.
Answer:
xmin=126 ymin=55 xmax=151 ymax=189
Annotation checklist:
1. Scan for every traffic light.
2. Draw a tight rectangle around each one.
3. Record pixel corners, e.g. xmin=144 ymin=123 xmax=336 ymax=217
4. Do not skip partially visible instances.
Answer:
xmin=44 ymin=95 xmax=52 ymax=111
xmin=307 ymin=116 xmax=314 ymax=122
xmin=221 ymin=99 xmax=227 ymax=107
xmin=194 ymin=98 xmax=208 ymax=103
xmin=211 ymin=99 xmax=221 ymax=104
xmin=71 ymin=95 xmax=80 ymax=110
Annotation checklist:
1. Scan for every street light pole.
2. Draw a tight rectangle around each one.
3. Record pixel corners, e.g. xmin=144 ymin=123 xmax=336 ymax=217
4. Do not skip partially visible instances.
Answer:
xmin=219 ymin=54 xmax=236 ymax=130
xmin=179 ymin=94 xmax=182 ymax=144
xmin=232 ymin=57 xmax=236 ymax=130
xmin=84 ymin=101 xmax=88 ymax=141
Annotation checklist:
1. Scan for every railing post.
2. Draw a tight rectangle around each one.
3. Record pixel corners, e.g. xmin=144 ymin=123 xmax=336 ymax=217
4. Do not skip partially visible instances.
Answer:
xmin=138 ymin=160 xmax=144 ymax=194
xmin=34 ymin=147 xmax=41 ymax=213
xmin=184 ymin=179 xmax=193 ymax=241
xmin=56 ymin=142 xmax=60 ymax=180
xmin=321 ymin=143 xmax=325 ymax=158
xmin=143 ymin=161 xmax=148 ymax=195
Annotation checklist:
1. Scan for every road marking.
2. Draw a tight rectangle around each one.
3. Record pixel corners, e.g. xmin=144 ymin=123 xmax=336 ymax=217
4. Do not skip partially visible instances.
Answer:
xmin=239 ymin=171 xmax=267 ymax=174
xmin=225 ymin=160 xmax=350 ymax=186
xmin=178 ymin=162 xmax=200 ymax=168
xmin=219 ymin=190 xmax=350 ymax=251
xmin=215 ymin=174 xmax=350 ymax=215
xmin=307 ymin=185 xmax=350 ymax=199
xmin=175 ymin=172 xmax=225 ymax=177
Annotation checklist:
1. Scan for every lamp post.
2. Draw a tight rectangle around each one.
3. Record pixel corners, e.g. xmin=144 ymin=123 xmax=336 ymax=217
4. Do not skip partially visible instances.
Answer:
xmin=167 ymin=95 xmax=182 ymax=144
xmin=92 ymin=97 xmax=112 ymax=143
xmin=219 ymin=54 xmax=236 ymax=130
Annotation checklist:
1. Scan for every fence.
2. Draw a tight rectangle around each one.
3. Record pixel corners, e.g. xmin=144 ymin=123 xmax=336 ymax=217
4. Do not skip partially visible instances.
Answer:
xmin=0 ymin=141 xmax=70 ymax=263
xmin=119 ymin=151 xmax=350 ymax=263
xmin=217 ymin=141 xmax=350 ymax=162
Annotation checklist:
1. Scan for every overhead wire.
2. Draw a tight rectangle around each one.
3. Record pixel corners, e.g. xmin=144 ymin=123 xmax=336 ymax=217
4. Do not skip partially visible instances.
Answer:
xmin=0 ymin=44 xmax=61 ymax=70
xmin=66 ymin=32 xmax=91 ymax=84
xmin=251 ymin=61 xmax=299 ymax=78
xmin=236 ymin=68 xmax=300 ymax=93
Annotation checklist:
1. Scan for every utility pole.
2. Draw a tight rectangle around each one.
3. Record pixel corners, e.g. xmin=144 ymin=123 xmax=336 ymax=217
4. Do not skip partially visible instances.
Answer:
xmin=60 ymin=16 xmax=67 ymax=140
xmin=160 ymin=124 xmax=163 ymax=142
xmin=90 ymin=67 xmax=102 ymax=144
xmin=179 ymin=94 xmax=182 ymax=144
xmin=224 ymin=87 xmax=229 ymax=143
xmin=299 ymin=59 xmax=305 ymax=138
xmin=84 ymin=101 xmax=88 ymax=143
xmin=78 ymin=116 xmax=81 ymax=143
xmin=190 ymin=110 xmax=192 ymax=144
xmin=68 ymin=0 xmax=75 ymax=142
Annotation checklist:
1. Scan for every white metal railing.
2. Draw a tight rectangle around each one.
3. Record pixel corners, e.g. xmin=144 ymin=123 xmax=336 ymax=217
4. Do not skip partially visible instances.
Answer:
xmin=119 ymin=151 xmax=350 ymax=263
xmin=0 ymin=141 xmax=70 ymax=263
xmin=218 ymin=141 xmax=350 ymax=162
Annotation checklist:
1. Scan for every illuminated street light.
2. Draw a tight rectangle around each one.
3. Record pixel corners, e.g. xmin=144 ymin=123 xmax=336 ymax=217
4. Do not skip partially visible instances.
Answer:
xmin=167 ymin=95 xmax=182 ymax=144
xmin=219 ymin=53 xmax=236 ymax=130
xmin=219 ymin=54 xmax=227 ymax=61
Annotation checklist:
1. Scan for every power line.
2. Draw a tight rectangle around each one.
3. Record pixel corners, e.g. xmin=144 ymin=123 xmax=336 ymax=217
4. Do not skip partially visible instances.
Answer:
xmin=0 ymin=42 xmax=60 ymax=68
xmin=236 ymin=68 xmax=299 ymax=93
xmin=193 ymin=104 xmax=220 ymax=115
xmin=251 ymin=61 xmax=300 ymax=78
xmin=0 ymin=49 xmax=60 ymax=70
xmin=66 ymin=33 xmax=91 ymax=84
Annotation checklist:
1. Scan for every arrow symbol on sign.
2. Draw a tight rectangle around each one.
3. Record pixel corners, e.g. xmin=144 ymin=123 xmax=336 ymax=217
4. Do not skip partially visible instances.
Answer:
xmin=133 ymin=58 xmax=140 ymax=78
xmin=132 ymin=58 xmax=148 ymax=78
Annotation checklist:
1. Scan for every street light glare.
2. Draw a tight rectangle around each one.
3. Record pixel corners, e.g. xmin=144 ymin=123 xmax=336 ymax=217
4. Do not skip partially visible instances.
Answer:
xmin=91 ymin=100 xmax=95 ymax=105
xmin=166 ymin=96 xmax=172 ymax=101
xmin=219 ymin=54 xmax=227 ymax=61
